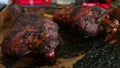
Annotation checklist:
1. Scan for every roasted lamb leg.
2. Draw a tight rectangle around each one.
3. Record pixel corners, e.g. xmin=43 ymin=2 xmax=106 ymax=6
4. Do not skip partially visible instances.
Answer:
xmin=53 ymin=6 xmax=119 ymax=38
xmin=1 ymin=13 xmax=59 ymax=61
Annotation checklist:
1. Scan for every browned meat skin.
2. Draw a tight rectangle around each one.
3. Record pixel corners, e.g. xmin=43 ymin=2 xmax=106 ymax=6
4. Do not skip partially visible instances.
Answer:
xmin=0 ymin=5 xmax=21 ymax=43
xmin=1 ymin=13 xmax=59 ymax=61
xmin=53 ymin=6 xmax=119 ymax=37
xmin=109 ymin=7 xmax=120 ymax=22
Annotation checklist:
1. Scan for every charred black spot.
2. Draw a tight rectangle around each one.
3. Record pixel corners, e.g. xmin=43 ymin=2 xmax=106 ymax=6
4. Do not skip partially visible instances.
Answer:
xmin=22 ymin=32 xmax=30 ymax=39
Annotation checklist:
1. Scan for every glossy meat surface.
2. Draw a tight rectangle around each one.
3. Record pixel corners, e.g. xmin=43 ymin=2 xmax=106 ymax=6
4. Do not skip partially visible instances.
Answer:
xmin=1 ymin=13 xmax=59 ymax=61
xmin=53 ymin=6 xmax=119 ymax=37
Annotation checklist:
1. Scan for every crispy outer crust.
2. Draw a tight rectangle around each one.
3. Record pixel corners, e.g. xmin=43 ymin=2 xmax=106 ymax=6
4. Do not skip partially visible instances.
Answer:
xmin=1 ymin=13 xmax=59 ymax=57
xmin=53 ymin=6 xmax=118 ymax=37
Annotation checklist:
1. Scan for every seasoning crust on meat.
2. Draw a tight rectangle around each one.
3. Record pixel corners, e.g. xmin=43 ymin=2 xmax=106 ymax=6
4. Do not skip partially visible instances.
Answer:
xmin=53 ymin=6 xmax=119 ymax=37
xmin=1 ymin=13 xmax=59 ymax=61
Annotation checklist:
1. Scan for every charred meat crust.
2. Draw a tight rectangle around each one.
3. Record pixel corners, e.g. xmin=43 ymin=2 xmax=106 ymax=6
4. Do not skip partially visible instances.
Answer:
xmin=1 ymin=13 xmax=59 ymax=59
xmin=53 ymin=6 xmax=119 ymax=37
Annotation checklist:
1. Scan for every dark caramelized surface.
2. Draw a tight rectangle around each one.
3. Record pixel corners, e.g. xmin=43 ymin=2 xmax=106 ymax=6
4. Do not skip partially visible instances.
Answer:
xmin=53 ymin=6 xmax=119 ymax=37
xmin=0 ymin=6 xmax=120 ymax=68
xmin=1 ymin=12 xmax=59 ymax=59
